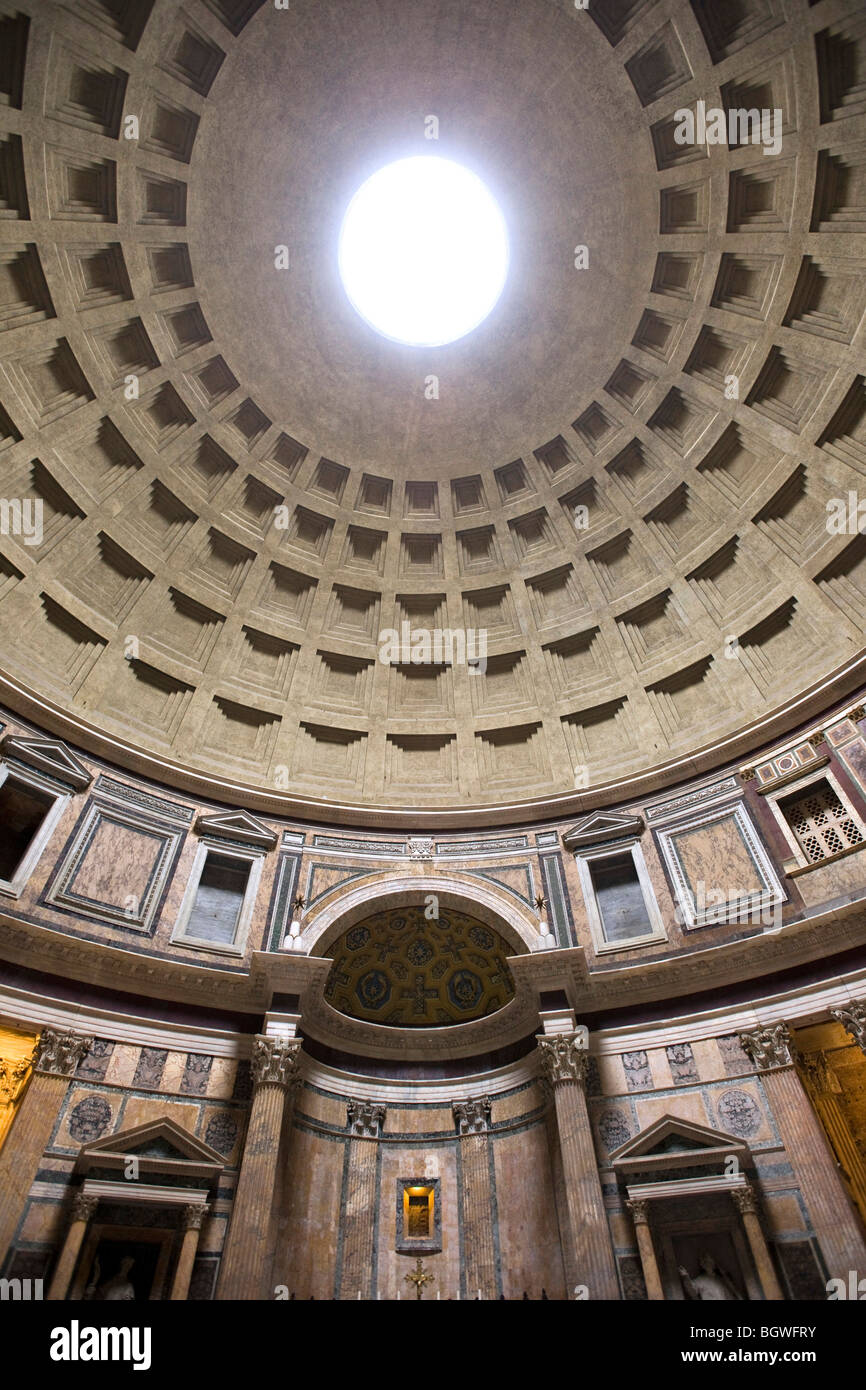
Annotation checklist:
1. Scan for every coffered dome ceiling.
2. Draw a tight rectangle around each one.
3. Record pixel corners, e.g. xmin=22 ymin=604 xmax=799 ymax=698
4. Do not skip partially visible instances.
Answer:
xmin=1 ymin=0 xmax=865 ymax=817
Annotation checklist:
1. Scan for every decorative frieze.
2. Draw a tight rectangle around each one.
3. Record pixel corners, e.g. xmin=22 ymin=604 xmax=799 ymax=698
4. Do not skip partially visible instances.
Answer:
xmin=739 ymin=1023 xmax=795 ymax=1071
xmin=33 ymin=1030 xmax=93 ymax=1078
xmin=453 ymin=1097 xmax=492 ymax=1135
xmin=644 ymin=776 xmax=740 ymax=823
xmin=250 ymin=1035 xmax=302 ymax=1088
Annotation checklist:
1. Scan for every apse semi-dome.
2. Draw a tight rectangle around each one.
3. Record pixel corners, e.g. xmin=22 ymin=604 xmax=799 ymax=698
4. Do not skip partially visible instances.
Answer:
xmin=0 ymin=0 xmax=864 ymax=819
xmin=324 ymin=906 xmax=516 ymax=1027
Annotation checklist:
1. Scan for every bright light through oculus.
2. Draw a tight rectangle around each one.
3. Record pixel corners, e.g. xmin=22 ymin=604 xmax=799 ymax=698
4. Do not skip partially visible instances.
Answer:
xmin=338 ymin=156 xmax=509 ymax=347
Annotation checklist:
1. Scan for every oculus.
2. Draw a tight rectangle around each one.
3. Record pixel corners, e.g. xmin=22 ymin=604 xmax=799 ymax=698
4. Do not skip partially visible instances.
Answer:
xmin=338 ymin=156 xmax=509 ymax=347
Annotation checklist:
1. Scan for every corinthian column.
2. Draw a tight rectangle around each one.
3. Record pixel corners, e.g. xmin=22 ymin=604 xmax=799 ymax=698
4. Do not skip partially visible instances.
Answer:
xmin=0 ymin=1029 xmax=92 ymax=1269
xmin=47 ymin=1191 xmax=99 ymax=1300
xmin=740 ymin=1023 xmax=866 ymax=1280
xmin=453 ymin=1097 xmax=498 ymax=1300
xmin=538 ymin=1032 xmax=619 ymax=1300
xmin=216 ymin=1035 xmax=301 ymax=1300
xmin=731 ymin=1185 xmax=784 ymax=1301
xmin=799 ymin=1050 xmax=866 ymax=1229
xmin=171 ymin=1203 xmax=210 ymax=1301
xmin=626 ymin=1198 xmax=663 ymax=1300
xmin=338 ymin=1102 xmax=385 ymax=1300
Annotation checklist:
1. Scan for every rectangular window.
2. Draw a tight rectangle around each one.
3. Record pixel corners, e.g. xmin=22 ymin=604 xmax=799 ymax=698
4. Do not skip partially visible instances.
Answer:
xmin=0 ymin=777 xmax=57 ymax=883
xmin=778 ymin=778 xmax=864 ymax=865
xmin=573 ymin=840 xmax=666 ymax=953
xmin=184 ymin=852 xmax=251 ymax=945
xmin=589 ymin=852 xmax=653 ymax=944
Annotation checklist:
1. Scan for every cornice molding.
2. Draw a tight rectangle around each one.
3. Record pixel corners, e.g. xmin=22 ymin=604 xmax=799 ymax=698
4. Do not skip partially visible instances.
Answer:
xmin=1 ymin=656 xmax=865 ymax=828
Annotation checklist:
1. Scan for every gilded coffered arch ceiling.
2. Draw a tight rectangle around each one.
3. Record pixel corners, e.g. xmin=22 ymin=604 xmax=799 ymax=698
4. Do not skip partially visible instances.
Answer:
xmin=0 ymin=0 xmax=865 ymax=814
xmin=323 ymin=904 xmax=517 ymax=1028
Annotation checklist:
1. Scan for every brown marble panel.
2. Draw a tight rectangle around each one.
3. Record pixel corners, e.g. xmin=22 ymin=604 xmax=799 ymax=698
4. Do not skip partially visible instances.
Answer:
xmin=493 ymin=1124 xmax=565 ymax=1299
xmin=671 ymin=814 xmax=763 ymax=898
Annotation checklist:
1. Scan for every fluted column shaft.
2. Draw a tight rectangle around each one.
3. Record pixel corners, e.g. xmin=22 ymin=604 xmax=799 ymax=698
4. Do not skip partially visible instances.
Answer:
xmin=0 ymin=1030 xmax=92 ymax=1270
xmin=741 ymin=1024 xmax=866 ymax=1282
xmin=171 ymin=1204 xmax=209 ymax=1301
xmin=732 ymin=1186 xmax=784 ymax=1301
xmin=800 ymin=1051 xmax=866 ymax=1229
xmin=539 ymin=1033 xmax=619 ymax=1300
xmin=545 ymin=1104 xmax=579 ymax=1293
xmin=453 ymin=1098 xmax=497 ymax=1299
xmin=47 ymin=1192 xmax=98 ymax=1301
xmin=626 ymin=1199 xmax=663 ymax=1300
xmin=217 ymin=1036 xmax=301 ymax=1300
xmin=338 ymin=1102 xmax=384 ymax=1299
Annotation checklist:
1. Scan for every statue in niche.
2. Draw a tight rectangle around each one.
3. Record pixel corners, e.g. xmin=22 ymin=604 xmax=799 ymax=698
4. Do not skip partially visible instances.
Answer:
xmin=678 ymin=1252 xmax=741 ymax=1301
xmin=84 ymin=1255 xmax=136 ymax=1301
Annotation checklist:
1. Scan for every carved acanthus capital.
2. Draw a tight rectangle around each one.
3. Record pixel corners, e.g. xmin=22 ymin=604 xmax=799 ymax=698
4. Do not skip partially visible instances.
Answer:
xmin=32 ymin=1030 xmax=93 ymax=1078
xmin=731 ymin=1185 xmax=757 ymax=1216
xmin=0 ymin=1055 xmax=31 ymax=1105
xmin=71 ymin=1192 xmax=99 ymax=1224
xmin=181 ymin=1203 xmax=209 ymax=1231
xmin=407 ymin=837 xmax=434 ymax=860
xmin=537 ymin=1032 xmax=589 ymax=1088
xmin=831 ymin=1001 xmax=866 ymax=1055
xmin=453 ymin=1097 xmax=492 ymax=1135
xmin=738 ymin=1023 xmax=795 ymax=1071
xmin=347 ymin=1100 xmax=385 ymax=1137
xmin=251 ymin=1035 xmax=302 ymax=1088
xmin=626 ymin=1198 xmax=651 ymax=1226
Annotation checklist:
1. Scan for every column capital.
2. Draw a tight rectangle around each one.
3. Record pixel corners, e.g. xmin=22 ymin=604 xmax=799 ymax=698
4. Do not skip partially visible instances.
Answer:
xmin=181 ymin=1203 xmax=209 ymax=1231
xmin=453 ymin=1097 xmax=492 ymax=1135
xmin=0 ymin=1055 xmax=31 ymax=1105
xmin=739 ymin=1023 xmax=795 ymax=1071
xmin=537 ymin=1031 xmax=589 ymax=1087
xmin=32 ymin=1030 xmax=93 ymax=1078
xmin=626 ymin=1197 xmax=651 ymax=1226
xmin=347 ymin=1100 xmax=385 ymax=1138
xmin=731 ymin=1184 xmax=758 ymax=1216
xmin=831 ymin=1001 xmax=866 ymax=1054
xmin=71 ymin=1191 xmax=98 ymax=1224
xmin=250 ymin=1035 xmax=302 ymax=1088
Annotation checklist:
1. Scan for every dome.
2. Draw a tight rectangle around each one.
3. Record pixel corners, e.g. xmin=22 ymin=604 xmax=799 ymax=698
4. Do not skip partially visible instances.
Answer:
xmin=0 ymin=0 xmax=863 ymax=820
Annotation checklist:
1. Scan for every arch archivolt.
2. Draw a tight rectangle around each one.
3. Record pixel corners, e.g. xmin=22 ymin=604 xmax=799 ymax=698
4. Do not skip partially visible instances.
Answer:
xmin=300 ymin=871 xmax=541 ymax=958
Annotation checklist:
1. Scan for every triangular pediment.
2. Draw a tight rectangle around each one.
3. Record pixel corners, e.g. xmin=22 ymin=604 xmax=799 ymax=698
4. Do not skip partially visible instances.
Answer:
xmin=195 ymin=808 xmax=278 ymax=849
xmin=610 ymin=1114 xmax=747 ymax=1169
xmin=1 ymin=735 xmax=92 ymax=790
xmin=75 ymin=1116 xmax=224 ymax=1174
xmin=562 ymin=810 xmax=644 ymax=850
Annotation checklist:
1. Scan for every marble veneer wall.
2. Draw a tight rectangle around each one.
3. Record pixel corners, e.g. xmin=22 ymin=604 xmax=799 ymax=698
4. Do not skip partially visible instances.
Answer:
xmin=2 ymin=696 xmax=866 ymax=1296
